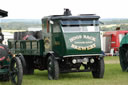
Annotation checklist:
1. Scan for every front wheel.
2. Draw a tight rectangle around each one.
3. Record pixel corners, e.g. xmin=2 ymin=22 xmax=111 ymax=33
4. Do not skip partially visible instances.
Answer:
xmin=47 ymin=55 xmax=59 ymax=80
xmin=92 ymin=58 xmax=104 ymax=78
xmin=10 ymin=57 xmax=23 ymax=85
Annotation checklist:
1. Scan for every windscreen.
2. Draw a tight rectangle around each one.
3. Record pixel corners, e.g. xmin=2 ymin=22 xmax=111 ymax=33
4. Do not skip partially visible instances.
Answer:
xmin=60 ymin=20 xmax=100 ymax=32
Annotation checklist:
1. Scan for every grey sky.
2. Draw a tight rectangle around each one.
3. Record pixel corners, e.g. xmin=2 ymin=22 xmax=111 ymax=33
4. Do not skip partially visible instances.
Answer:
xmin=1 ymin=0 xmax=128 ymax=19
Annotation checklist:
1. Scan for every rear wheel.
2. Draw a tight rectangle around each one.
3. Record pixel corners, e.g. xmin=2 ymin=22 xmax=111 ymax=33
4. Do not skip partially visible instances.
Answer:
xmin=10 ymin=57 xmax=23 ymax=85
xmin=47 ymin=55 xmax=59 ymax=80
xmin=92 ymin=58 xmax=104 ymax=78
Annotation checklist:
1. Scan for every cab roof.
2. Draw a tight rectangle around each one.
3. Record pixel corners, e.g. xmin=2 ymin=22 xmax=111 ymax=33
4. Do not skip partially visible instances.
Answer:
xmin=0 ymin=9 xmax=8 ymax=18
xmin=43 ymin=14 xmax=100 ymax=20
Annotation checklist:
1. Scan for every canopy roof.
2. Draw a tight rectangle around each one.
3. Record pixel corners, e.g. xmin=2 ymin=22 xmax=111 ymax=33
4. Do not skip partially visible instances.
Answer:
xmin=0 ymin=9 xmax=8 ymax=18
xmin=43 ymin=14 xmax=100 ymax=20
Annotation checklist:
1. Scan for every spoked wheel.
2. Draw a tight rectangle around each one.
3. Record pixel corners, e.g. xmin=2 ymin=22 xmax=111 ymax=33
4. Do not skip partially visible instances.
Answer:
xmin=10 ymin=57 xmax=23 ymax=85
xmin=92 ymin=58 xmax=104 ymax=78
xmin=47 ymin=55 xmax=59 ymax=80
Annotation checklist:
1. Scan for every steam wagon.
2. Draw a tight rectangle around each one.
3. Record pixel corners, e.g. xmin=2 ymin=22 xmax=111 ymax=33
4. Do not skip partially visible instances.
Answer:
xmin=8 ymin=9 xmax=105 ymax=80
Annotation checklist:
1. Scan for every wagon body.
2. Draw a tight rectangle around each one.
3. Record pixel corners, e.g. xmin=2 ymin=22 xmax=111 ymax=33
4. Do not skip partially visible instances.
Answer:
xmin=8 ymin=9 xmax=105 ymax=79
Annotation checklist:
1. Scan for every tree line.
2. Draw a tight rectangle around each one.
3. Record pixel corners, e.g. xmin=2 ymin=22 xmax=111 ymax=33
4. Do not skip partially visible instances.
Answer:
xmin=1 ymin=19 xmax=128 ymax=31
xmin=0 ymin=21 xmax=41 ymax=30
xmin=100 ymin=19 xmax=128 ymax=31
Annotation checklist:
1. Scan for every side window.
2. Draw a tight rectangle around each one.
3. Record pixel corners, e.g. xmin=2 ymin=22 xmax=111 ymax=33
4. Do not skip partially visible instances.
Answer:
xmin=42 ymin=20 xmax=50 ymax=33
xmin=53 ymin=23 xmax=61 ymax=33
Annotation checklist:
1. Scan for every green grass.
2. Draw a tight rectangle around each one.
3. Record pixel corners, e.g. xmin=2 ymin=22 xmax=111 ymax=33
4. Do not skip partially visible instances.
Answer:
xmin=104 ymin=56 xmax=119 ymax=61
xmin=0 ymin=56 xmax=128 ymax=85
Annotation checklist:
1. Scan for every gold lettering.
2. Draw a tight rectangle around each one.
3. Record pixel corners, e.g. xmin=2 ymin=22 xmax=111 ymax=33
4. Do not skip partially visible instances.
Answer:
xmin=55 ymin=41 xmax=60 ymax=45
xmin=69 ymin=35 xmax=97 ymax=51
xmin=69 ymin=35 xmax=82 ymax=42
xmin=81 ymin=47 xmax=87 ymax=50
xmin=87 ymin=46 xmax=91 ymax=50
xmin=92 ymin=43 xmax=96 ymax=48
xmin=83 ymin=35 xmax=96 ymax=41
xmin=71 ymin=43 xmax=96 ymax=51
xmin=92 ymin=37 xmax=96 ymax=41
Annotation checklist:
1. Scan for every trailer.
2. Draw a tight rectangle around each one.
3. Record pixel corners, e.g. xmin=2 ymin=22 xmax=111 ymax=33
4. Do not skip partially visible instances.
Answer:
xmin=8 ymin=9 xmax=105 ymax=80
xmin=103 ymin=30 xmax=128 ymax=56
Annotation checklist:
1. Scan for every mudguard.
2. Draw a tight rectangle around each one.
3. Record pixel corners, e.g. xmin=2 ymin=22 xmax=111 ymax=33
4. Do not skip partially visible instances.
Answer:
xmin=17 ymin=53 xmax=26 ymax=69
xmin=119 ymin=34 xmax=128 ymax=71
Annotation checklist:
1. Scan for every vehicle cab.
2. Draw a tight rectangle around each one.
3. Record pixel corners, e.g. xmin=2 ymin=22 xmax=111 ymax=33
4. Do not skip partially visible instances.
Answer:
xmin=42 ymin=14 xmax=102 ymax=57
xmin=42 ymin=10 xmax=104 ymax=79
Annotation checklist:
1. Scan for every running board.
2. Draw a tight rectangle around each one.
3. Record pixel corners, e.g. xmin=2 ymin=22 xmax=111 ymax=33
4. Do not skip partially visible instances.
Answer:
xmin=61 ymin=69 xmax=92 ymax=73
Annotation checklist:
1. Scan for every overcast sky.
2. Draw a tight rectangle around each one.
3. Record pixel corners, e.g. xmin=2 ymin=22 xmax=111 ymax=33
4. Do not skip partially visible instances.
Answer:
xmin=1 ymin=0 xmax=128 ymax=19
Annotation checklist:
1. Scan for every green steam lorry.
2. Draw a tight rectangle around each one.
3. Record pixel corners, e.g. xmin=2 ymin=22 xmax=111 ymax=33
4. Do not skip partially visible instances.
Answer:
xmin=8 ymin=9 xmax=104 ymax=80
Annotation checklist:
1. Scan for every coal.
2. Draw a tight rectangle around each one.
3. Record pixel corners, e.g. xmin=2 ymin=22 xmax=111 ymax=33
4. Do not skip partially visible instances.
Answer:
xmin=14 ymin=31 xmax=43 ymax=40
xmin=35 ymin=31 xmax=42 ymax=39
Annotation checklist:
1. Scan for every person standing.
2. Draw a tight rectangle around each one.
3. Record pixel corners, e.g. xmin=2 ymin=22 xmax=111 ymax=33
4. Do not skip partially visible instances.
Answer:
xmin=0 ymin=27 xmax=4 ymax=44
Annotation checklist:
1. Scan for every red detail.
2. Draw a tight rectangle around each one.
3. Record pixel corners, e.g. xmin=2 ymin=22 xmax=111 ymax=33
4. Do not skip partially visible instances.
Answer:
xmin=47 ymin=20 xmax=49 ymax=33
xmin=104 ymin=30 xmax=128 ymax=52
xmin=0 ymin=56 xmax=5 ymax=61
xmin=0 ymin=46 xmax=5 ymax=49
xmin=23 ymin=35 xmax=30 ymax=40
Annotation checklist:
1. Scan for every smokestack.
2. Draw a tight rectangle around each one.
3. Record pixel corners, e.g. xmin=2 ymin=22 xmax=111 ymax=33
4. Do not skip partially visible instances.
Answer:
xmin=63 ymin=8 xmax=72 ymax=16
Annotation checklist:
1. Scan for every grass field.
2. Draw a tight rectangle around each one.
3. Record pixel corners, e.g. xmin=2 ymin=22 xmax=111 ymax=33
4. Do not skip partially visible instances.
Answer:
xmin=0 ymin=56 xmax=128 ymax=85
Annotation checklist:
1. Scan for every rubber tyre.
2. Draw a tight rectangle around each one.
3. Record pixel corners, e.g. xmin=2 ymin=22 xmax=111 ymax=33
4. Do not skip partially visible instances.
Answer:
xmin=18 ymin=53 xmax=26 ymax=70
xmin=92 ymin=58 xmax=104 ymax=78
xmin=10 ymin=57 xmax=23 ymax=85
xmin=47 ymin=56 xmax=59 ymax=80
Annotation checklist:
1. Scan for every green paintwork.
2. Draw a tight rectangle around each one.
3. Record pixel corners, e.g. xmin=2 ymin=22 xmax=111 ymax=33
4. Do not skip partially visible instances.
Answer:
xmin=0 ymin=69 xmax=8 ymax=74
xmin=52 ymin=32 xmax=102 ymax=56
xmin=8 ymin=15 xmax=102 ymax=57
xmin=0 ymin=55 xmax=11 ymax=74
xmin=8 ymin=40 xmax=44 ymax=56
xmin=8 ymin=23 xmax=102 ymax=57
xmin=63 ymin=32 xmax=101 ymax=55
xmin=52 ymin=33 xmax=65 ymax=56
